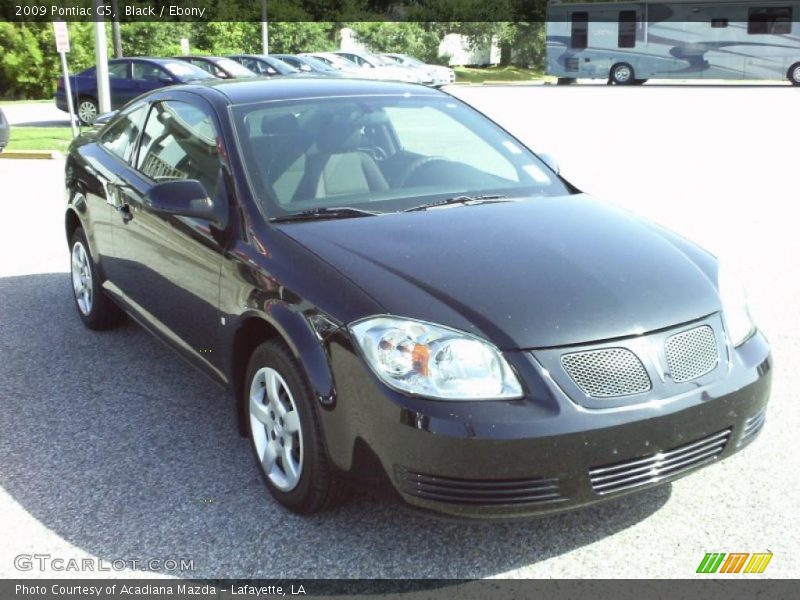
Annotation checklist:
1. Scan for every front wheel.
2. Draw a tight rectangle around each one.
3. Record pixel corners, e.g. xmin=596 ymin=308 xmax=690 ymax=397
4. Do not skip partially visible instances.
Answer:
xmin=70 ymin=228 xmax=124 ymax=329
xmin=788 ymin=63 xmax=800 ymax=86
xmin=245 ymin=340 xmax=346 ymax=514
xmin=610 ymin=63 xmax=636 ymax=85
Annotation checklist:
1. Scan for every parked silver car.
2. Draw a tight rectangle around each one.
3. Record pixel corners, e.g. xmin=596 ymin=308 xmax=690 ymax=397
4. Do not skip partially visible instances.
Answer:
xmin=380 ymin=53 xmax=456 ymax=87
xmin=333 ymin=51 xmax=433 ymax=85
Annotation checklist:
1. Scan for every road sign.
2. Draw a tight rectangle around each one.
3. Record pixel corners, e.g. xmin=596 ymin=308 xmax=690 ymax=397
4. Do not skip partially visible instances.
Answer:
xmin=53 ymin=21 xmax=70 ymax=54
xmin=53 ymin=21 xmax=77 ymax=137
xmin=181 ymin=38 xmax=190 ymax=54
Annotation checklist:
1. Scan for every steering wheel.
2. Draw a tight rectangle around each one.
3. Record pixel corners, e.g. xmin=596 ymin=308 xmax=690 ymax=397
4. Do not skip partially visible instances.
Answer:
xmin=396 ymin=156 xmax=449 ymax=188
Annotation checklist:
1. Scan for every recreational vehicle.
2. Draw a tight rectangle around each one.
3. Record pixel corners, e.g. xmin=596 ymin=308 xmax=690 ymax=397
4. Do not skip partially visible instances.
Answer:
xmin=546 ymin=0 xmax=800 ymax=84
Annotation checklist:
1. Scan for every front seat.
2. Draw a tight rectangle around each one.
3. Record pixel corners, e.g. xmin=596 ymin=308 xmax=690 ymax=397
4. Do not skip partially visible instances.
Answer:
xmin=292 ymin=117 xmax=389 ymax=201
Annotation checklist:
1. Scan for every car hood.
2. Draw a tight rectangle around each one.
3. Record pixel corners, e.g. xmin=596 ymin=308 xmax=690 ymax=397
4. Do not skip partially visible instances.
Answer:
xmin=276 ymin=194 xmax=720 ymax=349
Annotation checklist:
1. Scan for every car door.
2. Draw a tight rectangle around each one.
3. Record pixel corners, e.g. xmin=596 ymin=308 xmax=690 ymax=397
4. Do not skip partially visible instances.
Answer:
xmin=107 ymin=96 xmax=228 ymax=380
xmin=131 ymin=60 xmax=175 ymax=97
xmin=107 ymin=60 xmax=139 ymax=109
xmin=73 ymin=101 xmax=148 ymax=269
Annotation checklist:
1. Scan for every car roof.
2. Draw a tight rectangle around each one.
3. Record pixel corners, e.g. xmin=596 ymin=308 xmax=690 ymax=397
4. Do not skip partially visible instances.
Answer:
xmin=179 ymin=77 xmax=441 ymax=106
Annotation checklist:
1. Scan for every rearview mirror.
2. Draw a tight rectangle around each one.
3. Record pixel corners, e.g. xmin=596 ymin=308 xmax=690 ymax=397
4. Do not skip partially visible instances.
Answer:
xmin=145 ymin=179 xmax=227 ymax=228
xmin=539 ymin=152 xmax=561 ymax=175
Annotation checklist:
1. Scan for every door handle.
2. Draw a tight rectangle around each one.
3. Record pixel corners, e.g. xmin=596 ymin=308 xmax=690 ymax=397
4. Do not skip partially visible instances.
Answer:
xmin=117 ymin=203 xmax=133 ymax=224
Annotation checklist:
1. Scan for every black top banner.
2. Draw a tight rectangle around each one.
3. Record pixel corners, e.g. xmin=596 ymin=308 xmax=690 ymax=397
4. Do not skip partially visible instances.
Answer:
xmin=1 ymin=0 xmax=789 ymax=23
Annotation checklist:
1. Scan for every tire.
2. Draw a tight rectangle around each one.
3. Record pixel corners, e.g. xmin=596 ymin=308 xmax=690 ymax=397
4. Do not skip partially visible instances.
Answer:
xmin=610 ymin=63 xmax=636 ymax=85
xmin=77 ymin=96 xmax=99 ymax=125
xmin=70 ymin=228 xmax=124 ymax=330
xmin=245 ymin=339 xmax=347 ymax=514
xmin=788 ymin=62 xmax=800 ymax=86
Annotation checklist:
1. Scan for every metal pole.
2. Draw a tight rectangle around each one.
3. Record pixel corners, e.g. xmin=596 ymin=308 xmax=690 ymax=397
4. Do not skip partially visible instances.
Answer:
xmin=94 ymin=1 xmax=111 ymax=114
xmin=261 ymin=0 xmax=269 ymax=54
xmin=60 ymin=51 xmax=79 ymax=138
xmin=110 ymin=0 xmax=122 ymax=58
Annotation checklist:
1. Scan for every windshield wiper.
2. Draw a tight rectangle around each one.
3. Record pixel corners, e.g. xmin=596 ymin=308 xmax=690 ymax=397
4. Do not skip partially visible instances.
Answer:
xmin=402 ymin=194 xmax=511 ymax=213
xmin=269 ymin=206 xmax=382 ymax=223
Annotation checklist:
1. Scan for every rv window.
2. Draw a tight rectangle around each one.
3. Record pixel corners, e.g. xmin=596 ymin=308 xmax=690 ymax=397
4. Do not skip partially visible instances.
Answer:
xmin=748 ymin=7 xmax=792 ymax=35
xmin=711 ymin=18 xmax=729 ymax=28
xmin=618 ymin=11 xmax=637 ymax=48
xmin=571 ymin=12 xmax=589 ymax=49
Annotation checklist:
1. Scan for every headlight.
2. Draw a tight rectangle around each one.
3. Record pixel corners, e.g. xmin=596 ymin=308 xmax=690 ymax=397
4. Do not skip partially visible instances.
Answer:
xmin=349 ymin=317 xmax=523 ymax=400
xmin=718 ymin=261 xmax=756 ymax=347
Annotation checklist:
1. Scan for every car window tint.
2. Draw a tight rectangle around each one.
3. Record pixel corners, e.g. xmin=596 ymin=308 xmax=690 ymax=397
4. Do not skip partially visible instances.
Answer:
xmin=132 ymin=62 xmax=166 ymax=82
xmin=100 ymin=104 xmax=147 ymax=162
xmin=386 ymin=105 xmax=518 ymax=181
xmin=108 ymin=62 xmax=128 ymax=79
xmin=136 ymin=101 xmax=220 ymax=195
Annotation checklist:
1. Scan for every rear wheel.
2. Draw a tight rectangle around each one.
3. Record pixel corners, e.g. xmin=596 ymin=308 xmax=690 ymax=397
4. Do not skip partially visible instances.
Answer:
xmin=610 ymin=63 xmax=636 ymax=85
xmin=77 ymin=97 xmax=98 ymax=125
xmin=245 ymin=339 xmax=346 ymax=514
xmin=70 ymin=228 xmax=124 ymax=330
xmin=789 ymin=63 xmax=800 ymax=86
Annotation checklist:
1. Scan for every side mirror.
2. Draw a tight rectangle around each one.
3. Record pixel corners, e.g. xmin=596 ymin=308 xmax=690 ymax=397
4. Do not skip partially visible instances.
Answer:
xmin=158 ymin=75 xmax=175 ymax=85
xmin=539 ymin=152 xmax=561 ymax=175
xmin=145 ymin=179 xmax=228 ymax=229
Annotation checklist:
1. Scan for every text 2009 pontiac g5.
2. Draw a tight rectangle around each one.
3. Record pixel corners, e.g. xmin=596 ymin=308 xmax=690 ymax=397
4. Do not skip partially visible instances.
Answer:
xmin=64 ymin=78 xmax=771 ymax=518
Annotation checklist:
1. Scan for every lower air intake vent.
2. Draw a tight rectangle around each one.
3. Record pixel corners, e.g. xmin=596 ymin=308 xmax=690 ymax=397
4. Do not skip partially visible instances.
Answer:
xmin=561 ymin=347 xmax=651 ymax=397
xmin=739 ymin=408 xmax=766 ymax=446
xmin=589 ymin=429 xmax=731 ymax=495
xmin=665 ymin=325 xmax=719 ymax=382
xmin=396 ymin=469 xmax=564 ymax=506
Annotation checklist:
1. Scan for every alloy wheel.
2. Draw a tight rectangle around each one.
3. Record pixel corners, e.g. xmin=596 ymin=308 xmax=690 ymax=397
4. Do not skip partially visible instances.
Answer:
xmin=71 ymin=241 xmax=93 ymax=316
xmin=613 ymin=65 xmax=633 ymax=84
xmin=78 ymin=100 xmax=97 ymax=124
xmin=249 ymin=367 xmax=304 ymax=491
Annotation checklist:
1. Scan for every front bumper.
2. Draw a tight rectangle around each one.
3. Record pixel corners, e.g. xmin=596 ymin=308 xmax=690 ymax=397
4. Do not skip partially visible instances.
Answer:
xmin=323 ymin=326 xmax=771 ymax=520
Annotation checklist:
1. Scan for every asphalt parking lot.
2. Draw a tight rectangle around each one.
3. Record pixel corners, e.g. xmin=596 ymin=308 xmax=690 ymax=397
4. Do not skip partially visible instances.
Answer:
xmin=0 ymin=85 xmax=797 ymax=579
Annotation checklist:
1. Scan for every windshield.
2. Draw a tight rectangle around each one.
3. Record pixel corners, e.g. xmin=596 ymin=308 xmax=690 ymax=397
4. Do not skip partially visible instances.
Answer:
xmin=163 ymin=61 xmax=216 ymax=82
xmin=215 ymin=58 xmax=258 ymax=77
xmin=232 ymin=95 xmax=569 ymax=220
xmin=300 ymin=56 xmax=335 ymax=71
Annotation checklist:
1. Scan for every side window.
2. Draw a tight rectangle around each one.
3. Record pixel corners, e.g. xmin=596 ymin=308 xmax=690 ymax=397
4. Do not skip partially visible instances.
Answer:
xmin=108 ymin=62 xmax=128 ymax=79
xmin=99 ymin=104 xmax=147 ymax=162
xmin=618 ymin=11 xmax=637 ymax=48
xmin=136 ymin=100 xmax=221 ymax=195
xmin=748 ymin=7 xmax=792 ymax=34
xmin=133 ymin=62 xmax=169 ymax=82
xmin=571 ymin=12 xmax=589 ymax=49
xmin=192 ymin=60 xmax=216 ymax=75
xmin=282 ymin=57 xmax=300 ymax=68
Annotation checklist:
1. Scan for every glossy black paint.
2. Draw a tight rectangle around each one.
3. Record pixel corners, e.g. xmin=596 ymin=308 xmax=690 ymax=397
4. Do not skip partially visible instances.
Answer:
xmin=64 ymin=78 xmax=771 ymax=518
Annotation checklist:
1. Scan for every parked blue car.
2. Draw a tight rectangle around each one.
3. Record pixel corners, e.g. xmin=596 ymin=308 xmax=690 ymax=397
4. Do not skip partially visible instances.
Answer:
xmin=55 ymin=57 xmax=215 ymax=124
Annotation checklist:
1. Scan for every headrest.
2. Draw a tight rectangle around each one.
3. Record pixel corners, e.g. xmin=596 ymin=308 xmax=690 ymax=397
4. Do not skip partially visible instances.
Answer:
xmin=318 ymin=115 xmax=363 ymax=153
xmin=261 ymin=113 xmax=300 ymax=135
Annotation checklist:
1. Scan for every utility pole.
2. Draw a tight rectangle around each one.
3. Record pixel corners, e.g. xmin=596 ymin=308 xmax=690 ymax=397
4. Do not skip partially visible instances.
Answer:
xmin=110 ymin=0 xmax=122 ymax=58
xmin=261 ymin=0 xmax=269 ymax=54
xmin=94 ymin=0 xmax=111 ymax=114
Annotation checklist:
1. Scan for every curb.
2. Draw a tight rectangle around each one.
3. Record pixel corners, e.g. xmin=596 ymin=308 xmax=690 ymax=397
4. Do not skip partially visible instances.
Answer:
xmin=0 ymin=150 xmax=62 ymax=160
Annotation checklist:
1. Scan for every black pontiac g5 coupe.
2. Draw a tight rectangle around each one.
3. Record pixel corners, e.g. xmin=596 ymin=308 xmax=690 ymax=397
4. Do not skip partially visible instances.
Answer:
xmin=64 ymin=78 xmax=771 ymax=519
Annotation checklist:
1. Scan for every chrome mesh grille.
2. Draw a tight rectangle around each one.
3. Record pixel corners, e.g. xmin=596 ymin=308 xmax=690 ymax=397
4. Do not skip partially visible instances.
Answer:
xmin=589 ymin=429 xmax=731 ymax=495
xmin=665 ymin=325 xmax=719 ymax=383
xmin=561 ymin=348 xmax=651 ymax=397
